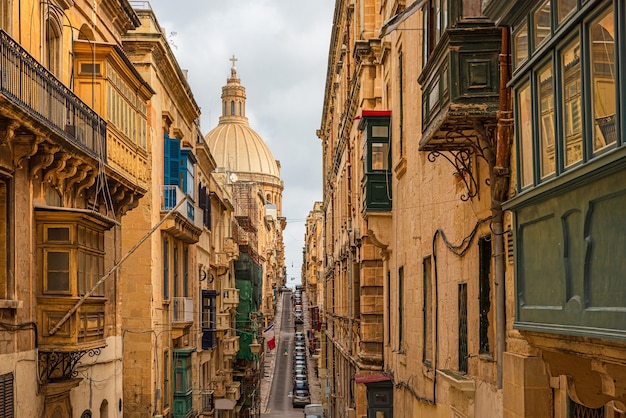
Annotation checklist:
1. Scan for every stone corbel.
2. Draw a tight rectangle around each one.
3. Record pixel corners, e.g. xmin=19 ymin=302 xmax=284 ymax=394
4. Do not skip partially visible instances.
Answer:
xmin=43 ymin=152 xmax=72 ymax=184
xmin=11 ymin=130 xmax=42 ymax=169
xmin=65 ymin=164 xmax=91 ymax=194
xmin=76 ymin=169 xmax=98 ymax=198
xmin=31 ymin=142 xmax=61 ymax=178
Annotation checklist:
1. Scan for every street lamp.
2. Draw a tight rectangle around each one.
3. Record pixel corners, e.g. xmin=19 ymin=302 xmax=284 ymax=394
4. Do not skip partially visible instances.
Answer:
xmin=249 ymin=336 xmax=261 ymax=355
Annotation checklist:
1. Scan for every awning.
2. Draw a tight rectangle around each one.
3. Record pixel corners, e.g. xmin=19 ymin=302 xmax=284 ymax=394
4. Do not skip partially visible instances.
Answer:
xmin=354 ymin=373 xmax=391 ymax=384
xmin=379 ymin=0 xmax=428 ymax=38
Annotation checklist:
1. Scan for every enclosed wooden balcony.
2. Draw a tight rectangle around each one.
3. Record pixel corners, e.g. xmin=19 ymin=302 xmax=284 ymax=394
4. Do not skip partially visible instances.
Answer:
xmin=216 ymin=313 xmax=230 ymax=333
xmin=418 ymin=25 xmax=502 ymax=151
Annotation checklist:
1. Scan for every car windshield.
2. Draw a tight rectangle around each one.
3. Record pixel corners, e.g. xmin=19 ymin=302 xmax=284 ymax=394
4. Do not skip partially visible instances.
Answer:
xmin=295 ymin=390 xmax=309 ymax=396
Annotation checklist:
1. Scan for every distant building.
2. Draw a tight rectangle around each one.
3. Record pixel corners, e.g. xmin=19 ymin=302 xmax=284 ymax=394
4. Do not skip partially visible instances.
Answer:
xmin=205 ymin=61 xmax=286 ymax=417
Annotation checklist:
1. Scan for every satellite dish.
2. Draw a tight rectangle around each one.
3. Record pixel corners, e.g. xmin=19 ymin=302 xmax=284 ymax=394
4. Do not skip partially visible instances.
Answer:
xmin=229 ymin=173 xmax=238 ymax=183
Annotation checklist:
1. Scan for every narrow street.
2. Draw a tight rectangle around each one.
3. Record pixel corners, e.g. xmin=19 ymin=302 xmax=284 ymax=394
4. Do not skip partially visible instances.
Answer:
xmin=262 ymin=290 xmax=322 ymax=417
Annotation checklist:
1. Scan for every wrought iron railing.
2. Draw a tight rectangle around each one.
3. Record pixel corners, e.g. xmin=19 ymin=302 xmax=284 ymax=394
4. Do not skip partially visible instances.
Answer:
xmin=0 ymin=30 xmax=106 ymax=161
xmin=201 ymin=389 xmax=214 ymax=412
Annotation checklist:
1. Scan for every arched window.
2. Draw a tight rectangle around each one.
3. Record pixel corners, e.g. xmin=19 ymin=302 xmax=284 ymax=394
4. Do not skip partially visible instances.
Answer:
xmin=43 ymin=7 xmax=63 ymax=77
xmin=231 ymin=101 xmax=235 ymax=115
xmin=239 ymin=102 xmax=242 ymax=116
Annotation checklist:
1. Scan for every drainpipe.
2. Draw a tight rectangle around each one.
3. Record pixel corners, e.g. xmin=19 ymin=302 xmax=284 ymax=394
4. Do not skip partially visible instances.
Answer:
xmin=493 ymin=27 xmax=513 ymax=389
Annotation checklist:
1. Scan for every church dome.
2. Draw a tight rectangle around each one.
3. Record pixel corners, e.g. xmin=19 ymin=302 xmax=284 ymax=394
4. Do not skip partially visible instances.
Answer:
xmin=206 ymin=58 xmax=280 ymax=178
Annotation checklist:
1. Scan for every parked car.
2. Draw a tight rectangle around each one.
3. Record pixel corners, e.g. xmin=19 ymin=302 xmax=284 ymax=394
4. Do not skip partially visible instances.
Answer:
xmin=293 ymin=379 xmax=308 ymax=391
xmin=292 ymin=389 xmax=311 ymax=407
xmin=295 ymin=332 xmax=305 ymax=342
xmin=294 ymin=314 xmax=304 ymax=324
xmin=294 ymin=373 xmax=308 ymax=383
xmin=293 ymin=354 xmax=307 ymax=363
xmin=304 ymin=404 xmax=324 ymax=418
xmin=293 ymin=365 xmax=307 ymax=376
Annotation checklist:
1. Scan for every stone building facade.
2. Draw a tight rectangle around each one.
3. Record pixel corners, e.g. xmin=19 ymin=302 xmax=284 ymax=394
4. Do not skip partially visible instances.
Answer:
xmin=318 ymin=0 xmax=508 ymax=417
xmin=0 ymin=0 xmax=148 ymax=416
xmin=318 ymin=0 xmax=626 ymax=417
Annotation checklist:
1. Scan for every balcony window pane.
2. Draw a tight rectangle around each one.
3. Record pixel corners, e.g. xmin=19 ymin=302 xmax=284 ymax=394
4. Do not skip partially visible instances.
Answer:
xmin=371 ymin=143 xmax=389 ymax=171
xmin=562 ymin=39 xmax=583 ymax=167
xmin=534 ymin=1 xmax=551 ymax=48
xmin=557 ymin=0 xmax=576 ymax=24
xmin=47 ymin=251 xmax=70 ymax=292
xmin=538 ymin=64 xmax=556 ymax=178
xmin=590 ymin=9 xmax=616 ymax=152
xmin=514 ymin=23 xmax=529 ymax=69
xmin=517 ymin=84 xmax=534 ymax=188
xmin=48 ymin=227 xmax=70 ymax=242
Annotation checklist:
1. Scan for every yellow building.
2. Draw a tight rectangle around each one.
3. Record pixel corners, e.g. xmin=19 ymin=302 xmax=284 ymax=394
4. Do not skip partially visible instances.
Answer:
xmin=121 ymin=4 xmax=245 ymax=417
xmin=318 ymin=1 xmax=508 ymax=417
xmin=0 ymin=0 xmax=149 ymax=416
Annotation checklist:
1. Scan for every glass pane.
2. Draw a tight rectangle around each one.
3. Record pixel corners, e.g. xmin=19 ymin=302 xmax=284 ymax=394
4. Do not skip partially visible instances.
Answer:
xmin=371 ymin=126 xmax=388 ymax=138
xmin=590 ymin=9 xmax=616 ymax=152
xmin=47 ymin=251 xmax=70 ymax=291
xmin=562 ymin=39 xmax=583 ymax=166
xmin=48 ymin=227 xmax=69 ymax=242
xmin=558 ymin=0 xmax=576 ymax=23
xmin=534 ymin=1 xmax=551 ymax=48
xmin=517 ymin=84 xmax=534 ymax=188
xmin=514 ymin=23 xmax=529 ymax=68
xmin=538 ymin=64 xmax=555 ymax=178
xmin=371 ymin=143 xmax=389 ymax=171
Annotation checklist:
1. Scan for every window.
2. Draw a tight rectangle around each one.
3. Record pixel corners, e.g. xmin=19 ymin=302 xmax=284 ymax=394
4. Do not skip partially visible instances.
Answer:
xmin=423 ymin=257 xmax=433 ymax=365
xmin=538 ymin=63 xmax=556 ymax=178
xmin=458 ymin=283 xmax=468 ymax=373
xmin=514 ymin=22 xmax=529 ymax=69
xmin=534 ymin=0 xmax=551 ymax=48
xmin=43 ymin=12 xmax=62 ymax=77
xmin=517 ymin=83 xmax=534 ymax=188
xmin=38 ymin=213 xmax=108 ymax=297
xmin=0 ymin=178 xmax=10 ymax=300
xmin=590 ymin=9 xmax=616 ymax=153
xmin=562 ymin=38 xmax=583 ymax=167
xmin=478 ymin=237 xmax=492 ymax=354
xmin=558 ymin=0 xmax=577 ymax=24
xmin=0 ymin=0 xmax=12 ymax=31
xmin=399 ymin=51 xmax=404 ymax=157
xmin=183 ymin=246 xmax=188 ymax=297
xmin=512 ymin=4 xmax=621 ymax=192
xmin=164 ymin=350 xmax=169 ymax=408
xmin=423 ymin=0 xmax=449 ymax=63
xmin=398 ymin=266 xmax=404 ymax=350
xmin=173 ymin=243 xmax=178 ymax=297
xmin=163 ymin=237 xmax=169 ymax=300
xmin=387 ymin=271 xmax=391 ymax=345
xmin=201 ymin=290 xmax=217 ymax=350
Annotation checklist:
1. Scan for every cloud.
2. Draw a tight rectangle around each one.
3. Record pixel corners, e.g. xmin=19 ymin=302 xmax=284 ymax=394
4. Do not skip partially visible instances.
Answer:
xmin=147 ymin=0 xmax=334 ymax=280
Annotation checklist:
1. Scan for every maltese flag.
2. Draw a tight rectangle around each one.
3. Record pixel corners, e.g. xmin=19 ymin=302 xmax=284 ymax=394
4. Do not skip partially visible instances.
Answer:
xmin=264 ymin=323 xmax=276 ymax=350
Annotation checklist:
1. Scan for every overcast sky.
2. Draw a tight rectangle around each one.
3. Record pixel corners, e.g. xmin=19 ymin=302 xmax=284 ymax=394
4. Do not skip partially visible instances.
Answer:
xmin=146 ymin=0 xmax=334 ymax=284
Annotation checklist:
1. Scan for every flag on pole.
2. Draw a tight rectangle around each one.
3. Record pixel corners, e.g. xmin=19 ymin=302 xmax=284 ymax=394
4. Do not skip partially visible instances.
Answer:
xmin=264 ymin=323 xmax=276 ymax=350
